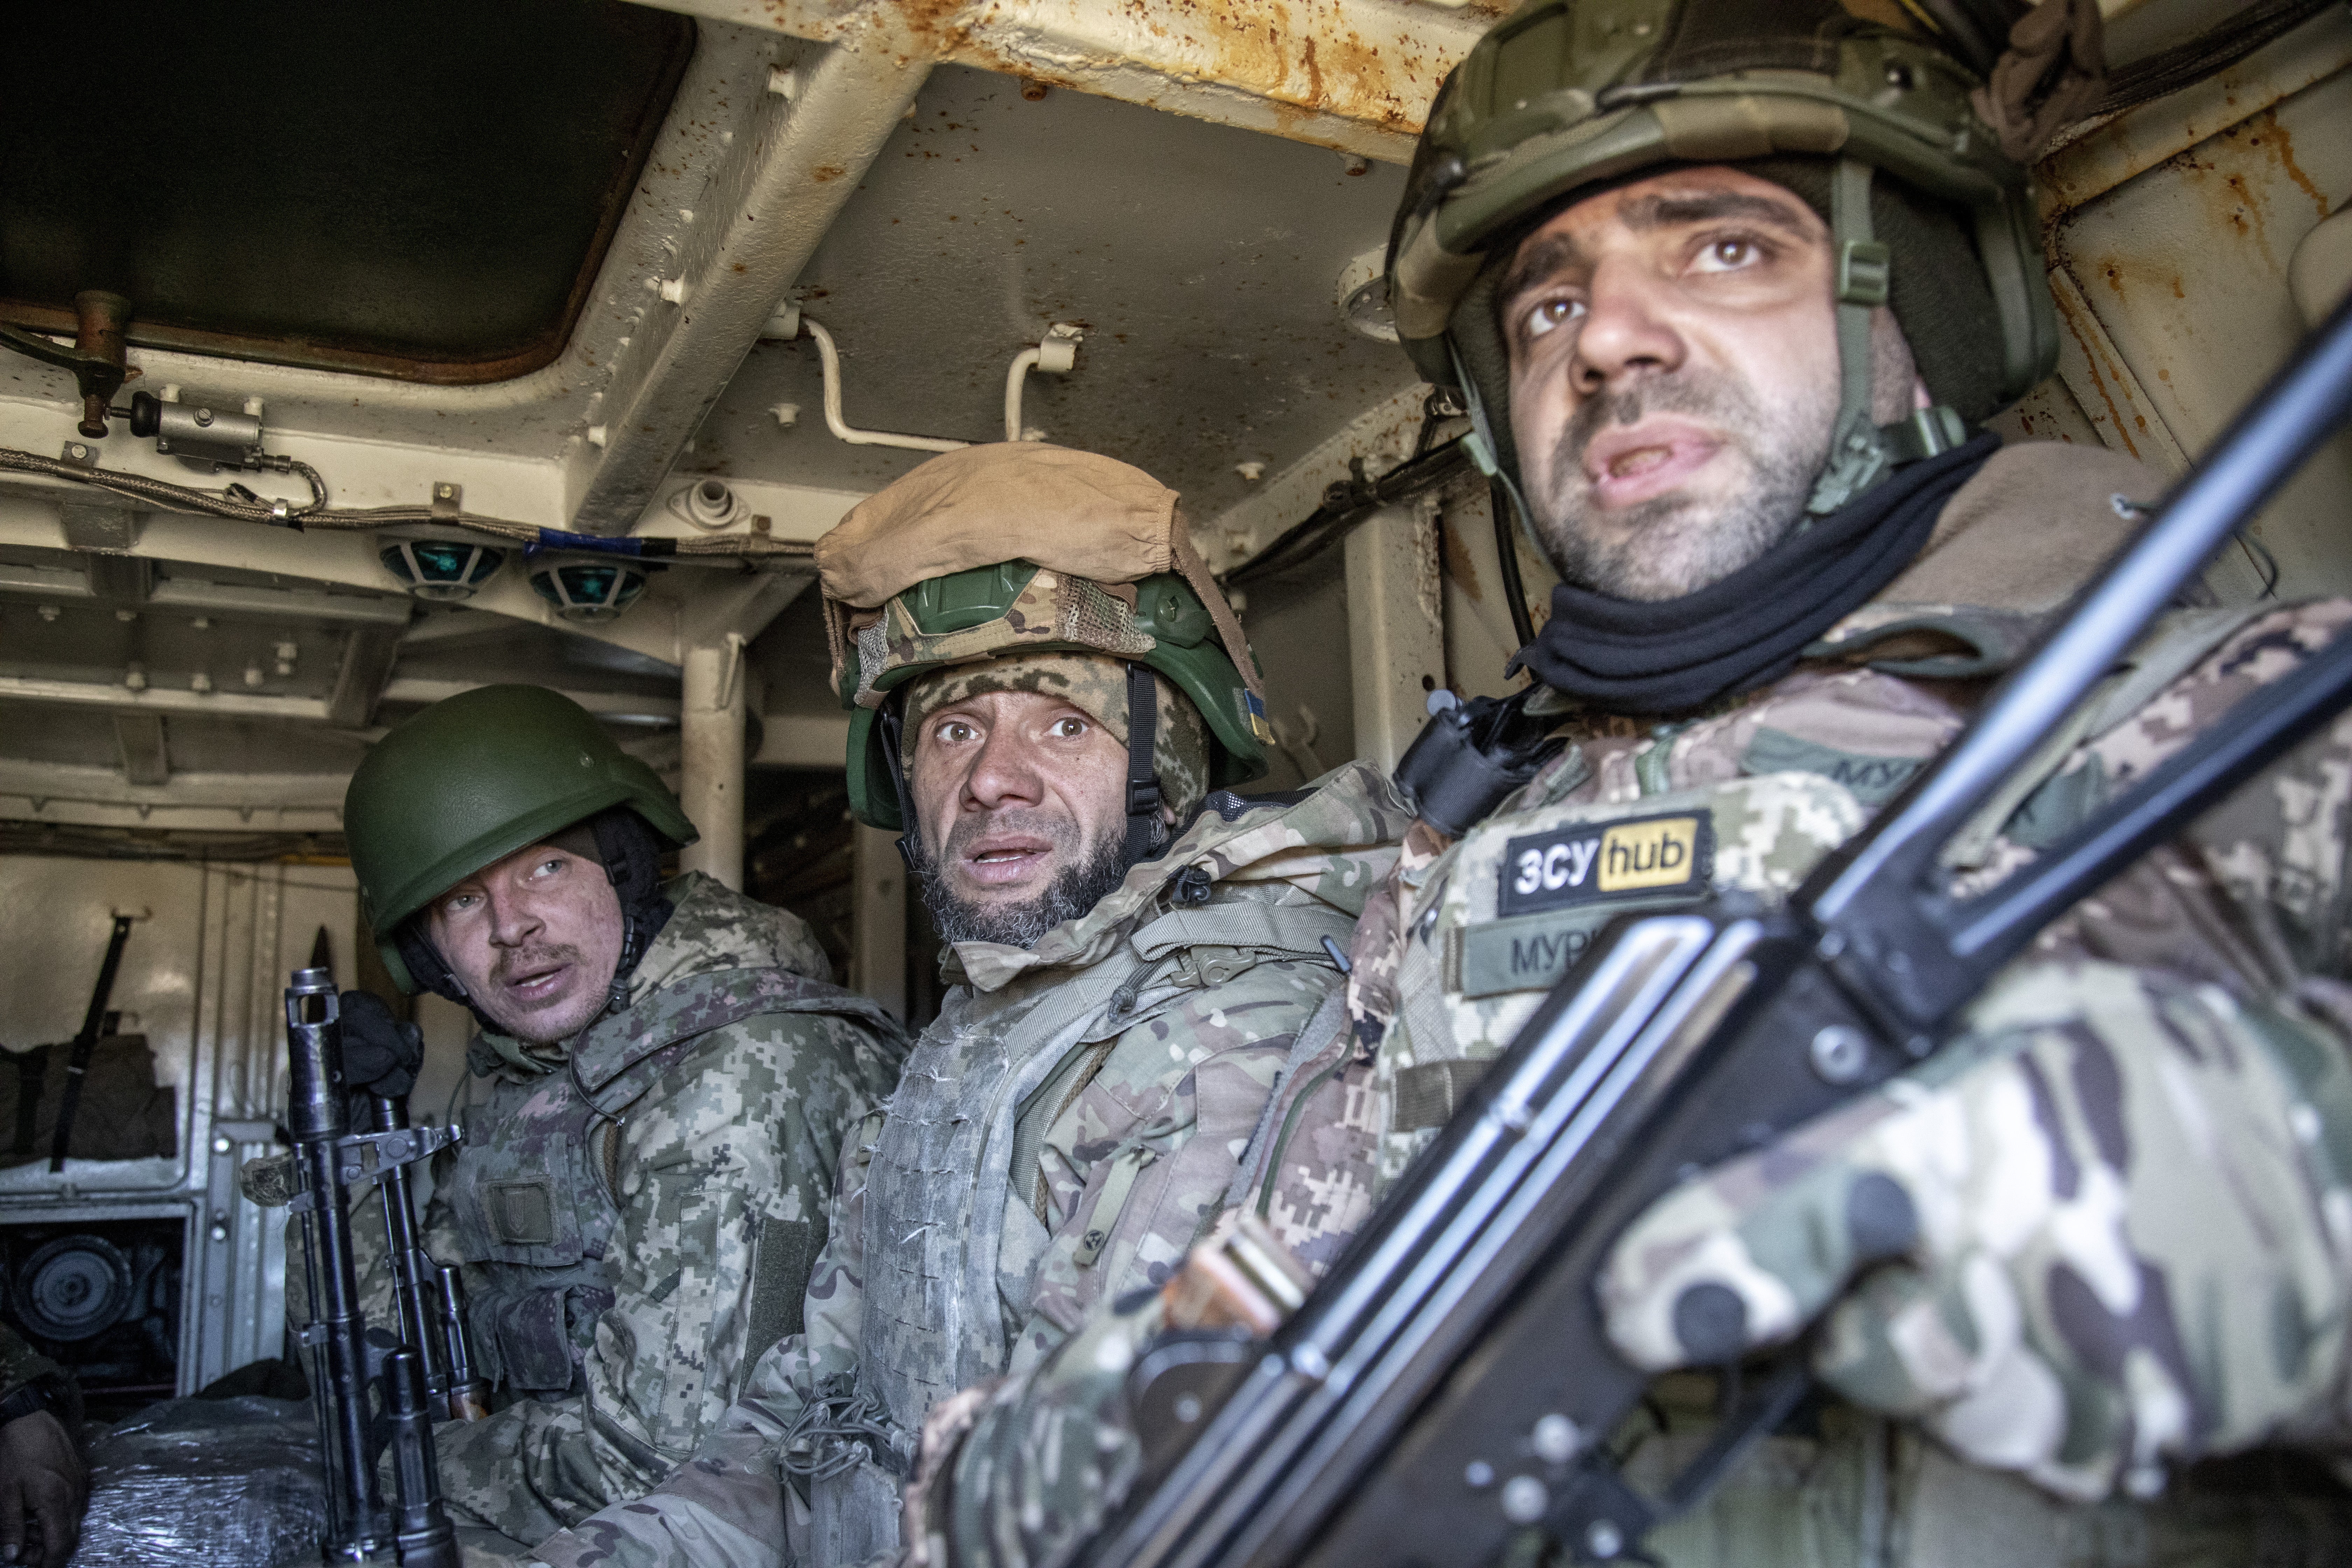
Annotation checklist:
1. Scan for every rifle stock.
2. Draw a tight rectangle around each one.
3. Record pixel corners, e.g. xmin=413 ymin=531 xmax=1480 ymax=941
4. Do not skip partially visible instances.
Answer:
xmin=1092 ymin=296 xmax=2352 ymax=1568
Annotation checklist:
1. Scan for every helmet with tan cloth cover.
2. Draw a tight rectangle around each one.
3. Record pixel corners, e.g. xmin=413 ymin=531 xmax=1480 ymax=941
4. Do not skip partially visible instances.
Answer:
xmin=819 ymin=442 xmax=1274 ymax=855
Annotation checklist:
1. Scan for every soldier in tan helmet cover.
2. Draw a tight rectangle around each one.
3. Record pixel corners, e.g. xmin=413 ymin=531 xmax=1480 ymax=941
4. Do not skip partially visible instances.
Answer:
xmin=532 ymin=443 xmax=1411 ymax=1567
xmin=712 ymin=3 xmax=2352 ymax=1567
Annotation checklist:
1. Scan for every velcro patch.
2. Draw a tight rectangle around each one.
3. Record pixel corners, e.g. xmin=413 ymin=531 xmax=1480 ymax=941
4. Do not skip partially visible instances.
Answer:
xmin=1497 ymin=811 xmax=1712 ymax=916
xmin=1452 ymin=894 xmax=1700 ymax=998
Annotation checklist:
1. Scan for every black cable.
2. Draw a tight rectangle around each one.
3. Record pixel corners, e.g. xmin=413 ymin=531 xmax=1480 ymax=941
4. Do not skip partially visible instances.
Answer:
xmin=1489 ymin=477 xmax=1538 ymax=652
xmin=0 ymin=443 xmax=814 ymax=562
xmin=1223 ymin=437 xmax=1470 ymax=587
xmin=2091 ymin=0 xmax=2334 ymax=119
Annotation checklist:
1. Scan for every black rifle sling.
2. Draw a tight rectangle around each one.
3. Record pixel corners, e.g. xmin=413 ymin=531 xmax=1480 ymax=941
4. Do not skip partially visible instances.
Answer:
xmin=49 ymin=914 xmax=134 ymax=1172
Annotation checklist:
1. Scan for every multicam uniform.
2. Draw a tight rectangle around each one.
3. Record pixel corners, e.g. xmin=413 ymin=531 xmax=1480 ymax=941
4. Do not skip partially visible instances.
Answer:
xmin=902 ymin=441 xmax=2352 ymax=1568
xmin=531 ymin=766 xmax=1412 ymax=1568
xmin=321 ymin=871 xmax=905 ymax=1549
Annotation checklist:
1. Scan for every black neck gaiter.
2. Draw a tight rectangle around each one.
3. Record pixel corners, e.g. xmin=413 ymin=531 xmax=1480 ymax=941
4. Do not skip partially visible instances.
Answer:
xmin=1511 ymin=433 xmax=2000 ymax=716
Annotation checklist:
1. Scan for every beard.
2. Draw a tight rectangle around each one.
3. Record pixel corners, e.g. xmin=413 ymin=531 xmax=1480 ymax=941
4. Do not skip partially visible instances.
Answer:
xmin=1530 ymin=366 xmax=1834 ymax=602
xmin=909 ymin=808 xmax=1132 ymax=950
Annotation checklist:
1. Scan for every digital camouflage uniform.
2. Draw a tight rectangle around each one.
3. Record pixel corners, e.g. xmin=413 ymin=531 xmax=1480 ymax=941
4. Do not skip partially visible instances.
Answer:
xmin=531 ymin=764 xmax=1412 ymax=1568
xmin=900 ymin=440 xmax=2352 ymax=1568
xmin=307 ymin=871 xmax=905 ymax=1552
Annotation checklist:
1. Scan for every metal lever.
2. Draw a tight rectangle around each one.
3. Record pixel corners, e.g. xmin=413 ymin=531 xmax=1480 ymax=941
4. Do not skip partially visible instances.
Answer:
xmin=0 ymin=291 xmax=131 ymax=438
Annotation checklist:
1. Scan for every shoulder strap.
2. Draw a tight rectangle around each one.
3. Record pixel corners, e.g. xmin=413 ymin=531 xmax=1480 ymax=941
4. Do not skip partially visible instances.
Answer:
xmin=1128 ymin=901 xmax=1357 ymax=964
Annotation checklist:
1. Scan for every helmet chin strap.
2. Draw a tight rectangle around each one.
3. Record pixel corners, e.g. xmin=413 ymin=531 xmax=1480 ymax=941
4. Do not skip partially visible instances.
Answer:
xmin=878 ymin=696 xmax=922 ymax=873
xmin=1123 ymin=660 xmax=1167 ymax=866
xmin=1806 ymin=158 xmax=1970 ymax=517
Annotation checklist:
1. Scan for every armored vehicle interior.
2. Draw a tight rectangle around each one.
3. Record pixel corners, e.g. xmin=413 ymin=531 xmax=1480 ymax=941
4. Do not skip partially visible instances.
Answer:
xmin=0 ymin=0 xmax=2345 ymax=1465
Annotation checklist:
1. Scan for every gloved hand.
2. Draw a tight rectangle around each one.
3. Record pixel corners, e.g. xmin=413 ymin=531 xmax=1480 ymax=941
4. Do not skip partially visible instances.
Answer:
xmin=339 ymin=990 xmax=424 ymax=1101
xmin=1599 ymin=959 xmax=2352 ymax=1502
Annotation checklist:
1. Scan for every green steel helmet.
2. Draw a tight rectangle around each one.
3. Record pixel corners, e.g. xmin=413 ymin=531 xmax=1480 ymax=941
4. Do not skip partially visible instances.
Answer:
xmin=345 ymin=684 xmax=697 ymax=985
xmin=1389 ymin=0 xmax=2074 ymax=516
xmin=816 ymin=443 xmax=1273 ymax=832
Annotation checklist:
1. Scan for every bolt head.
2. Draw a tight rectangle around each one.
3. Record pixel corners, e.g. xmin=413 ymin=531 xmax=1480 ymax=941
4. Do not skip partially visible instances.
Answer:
xmin=1530 ymin=1413 xmax=1580 ymax=1464
xmin=1498 ymin=1475 xmax=1548 ymax=1525
xmin=1809 ymin=1025 xmax=1870 ymax=1086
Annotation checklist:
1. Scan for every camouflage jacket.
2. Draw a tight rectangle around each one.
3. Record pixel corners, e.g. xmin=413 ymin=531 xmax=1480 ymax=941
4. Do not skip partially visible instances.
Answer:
xmin=305 ymin=873 xmax=906 ymax=1549
xmin=912 ymin=442 xmax=2352 ymax=1568
xmin=530 ymin=765 xmax=1412 ymax=1568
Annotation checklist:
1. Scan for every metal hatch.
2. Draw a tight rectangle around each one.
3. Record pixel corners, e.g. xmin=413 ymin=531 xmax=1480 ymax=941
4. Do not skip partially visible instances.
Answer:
xmin=0 ymin=0 xmax=693 ymax=384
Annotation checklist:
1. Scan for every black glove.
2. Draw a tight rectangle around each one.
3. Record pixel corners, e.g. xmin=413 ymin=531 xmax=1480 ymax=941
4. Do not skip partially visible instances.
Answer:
xmin=338 ymin=990 xmax=424 ymax=1101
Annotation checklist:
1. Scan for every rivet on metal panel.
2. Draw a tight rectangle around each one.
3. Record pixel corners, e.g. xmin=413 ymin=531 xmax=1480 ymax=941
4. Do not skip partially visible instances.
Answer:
xmin=430 ymin=482 xmax=463 ymax=519
xmin=1021 ymin=78 xmax=1049 ymax=101
xmin=58 ymin=440 xmax=96 ymax=467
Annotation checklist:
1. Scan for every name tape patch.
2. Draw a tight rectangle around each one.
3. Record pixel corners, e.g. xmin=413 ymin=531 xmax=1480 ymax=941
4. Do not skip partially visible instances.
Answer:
xmin=1497 ymin=810 xmax=1712 ymax=917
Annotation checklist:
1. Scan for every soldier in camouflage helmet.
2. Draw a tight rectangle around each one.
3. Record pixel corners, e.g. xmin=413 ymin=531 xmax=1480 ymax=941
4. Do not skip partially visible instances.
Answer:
xmin=0 ymin=1324 xmax=82 ymax=1567
xmin=831 ymin=4 xmax=2352 ymax=1567
xmin=316 ymin=685 xmax=908 ymax=1555
xmin=530 ymin=443 xmax=1412 ymax=1568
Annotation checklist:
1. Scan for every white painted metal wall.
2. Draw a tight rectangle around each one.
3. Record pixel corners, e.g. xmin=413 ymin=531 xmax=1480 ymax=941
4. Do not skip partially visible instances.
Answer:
xmin=0 ymin=855 xmax=361 ymax=1391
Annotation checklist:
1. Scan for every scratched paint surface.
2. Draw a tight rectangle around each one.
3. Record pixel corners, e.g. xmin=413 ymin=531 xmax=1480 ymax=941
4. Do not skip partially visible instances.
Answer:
xmin=2045 ymin=51 xmax=2352 ymax=595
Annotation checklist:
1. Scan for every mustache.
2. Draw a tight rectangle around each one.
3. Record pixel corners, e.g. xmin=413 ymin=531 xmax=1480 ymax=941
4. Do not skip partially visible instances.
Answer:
xmin=939 ymin=806 xmax=1080 ymax=863
xmin=1554 ymin=370 xmax=1762 ymax=489
xmin=491 ymin=943 xmax=586 ymax=990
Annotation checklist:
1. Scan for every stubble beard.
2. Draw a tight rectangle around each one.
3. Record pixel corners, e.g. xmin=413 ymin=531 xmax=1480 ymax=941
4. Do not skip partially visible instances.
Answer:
xmin=471 ymin=941 xmax=609 ymax=1044
xmin=910 ymin=807 xmax=1132 ymax=950
xmin=1532 ymin=368 xmax=1834 ymax=602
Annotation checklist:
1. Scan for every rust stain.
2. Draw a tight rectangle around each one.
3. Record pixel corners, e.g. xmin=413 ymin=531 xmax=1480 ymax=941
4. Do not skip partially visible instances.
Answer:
xmin=1441 ymin=509 xmax=1483 ymax=603
xmin=2253 ymin=110 xmax=2331 ymax=219
xmin=810 ymin=164 xmax=847 ymax=183
xmin=2052 ymin=283 xmax=2141 ymax=460
xmin=2226 ymin=172 xmax=2277 ymax=270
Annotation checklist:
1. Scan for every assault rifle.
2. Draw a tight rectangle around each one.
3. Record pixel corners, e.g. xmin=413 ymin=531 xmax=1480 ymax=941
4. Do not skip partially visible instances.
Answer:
xmin=1096 ymin=298 xmax=2352 ymax=1568
xmin=284 ymin=968 xmax=464 ymax=1567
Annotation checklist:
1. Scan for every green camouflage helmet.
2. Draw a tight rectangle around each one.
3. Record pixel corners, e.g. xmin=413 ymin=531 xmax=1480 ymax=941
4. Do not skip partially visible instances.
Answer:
xmin=345 ymin=684 xmax=696 ymax=989
xmin=1389 ymin=0 xmax=2065 ymax=517
xmin=838 ymin=561 xmax=1272 ymax=832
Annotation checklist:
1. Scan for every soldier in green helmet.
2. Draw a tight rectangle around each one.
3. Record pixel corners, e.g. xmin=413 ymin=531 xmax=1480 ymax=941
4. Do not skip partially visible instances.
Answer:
xmin=598 ymin=4 xmax=2352 ymax=1567
xmin=533 ymin=442 xmax=1412 ymax=1568
xmin=322 ymin=684 xmax=907 ymax=1554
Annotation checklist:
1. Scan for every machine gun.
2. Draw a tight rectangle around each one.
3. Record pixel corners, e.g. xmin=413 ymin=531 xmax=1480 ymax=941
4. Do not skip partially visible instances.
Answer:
xmin=1094 ymin=300 xmax=2352 ymax=1568
xmin=284 ymin=968 xmax=465 ymax=1567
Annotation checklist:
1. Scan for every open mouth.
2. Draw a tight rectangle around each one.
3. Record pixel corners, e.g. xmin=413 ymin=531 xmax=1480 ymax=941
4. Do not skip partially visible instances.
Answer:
xmin=501 ymin=961 xmax=572 ymax=1005
xmin=960 ymin=838 xmax=1055 ymax=888
xmin=1582 ymin=418 xmax=1724 ymax=509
